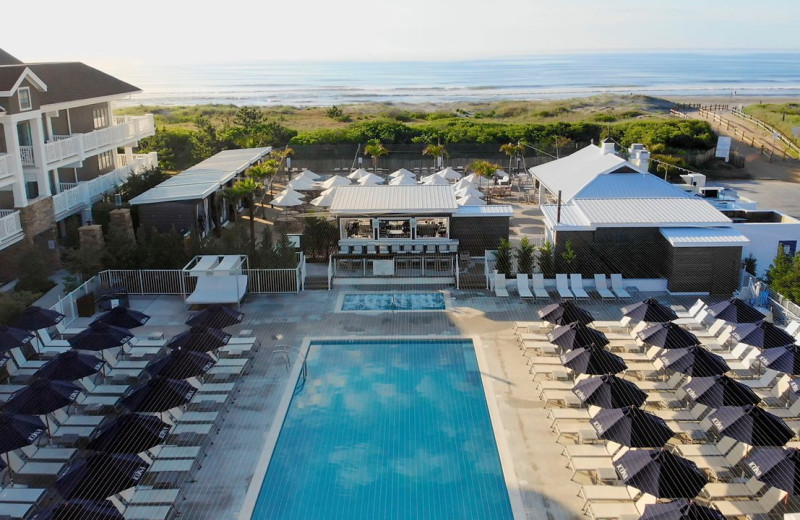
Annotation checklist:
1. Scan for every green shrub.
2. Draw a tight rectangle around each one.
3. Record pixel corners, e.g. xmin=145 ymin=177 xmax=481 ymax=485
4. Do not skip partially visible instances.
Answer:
xmin=0 ymin=291 xmax=41 ymax=326
xmin=515 ymin=237 xmax=535 ymax=275
xmin=494 ymin=239 xmax=513 ymax=278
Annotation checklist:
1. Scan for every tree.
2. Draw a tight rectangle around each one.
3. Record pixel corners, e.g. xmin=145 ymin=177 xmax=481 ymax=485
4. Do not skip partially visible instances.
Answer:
xmin=270 ymin=148 xmax=294 ymax=182
xmin=466 ymin=160 xmax=502 ymax=203
xmin=560 ymin=240 xmax=577 ymax=272
xmin=494 ymin=238 xmax=512 ymax=278
xmin=191 ymin=116 xmax=220 ymax=163
xmin=515 ymin=237 xmax=535 ymax=275
xmin=103 ymin=225 xmax=140 ymax=270
xmin=422 ymin=143 xmax=447 ymax=169
xmin=500 ymin=142 xmax=525 ymax=173
xmin=247 ymin=160 xmax=278 ymax=217
xmin=364 ymin=140 xmax=388 ymax=174
xmin=301 ymin=217 xmax=339 ymax=261
xmin=228 ymin=178 xmax=259 ymax=255
xmin=538 ymin=241 xmax=555 ymax=278
xmin=118 ymin=167 xmax=170 ymax=202
xmin=742 ymin=254 xmax=757 ymax=277
xmin=766 ymin=245 xmax=792 ymax=286
xmin=65 ymin=243 xmax=104 ymax=279
xmin=16 ymin=245 xmax=54 ymax=293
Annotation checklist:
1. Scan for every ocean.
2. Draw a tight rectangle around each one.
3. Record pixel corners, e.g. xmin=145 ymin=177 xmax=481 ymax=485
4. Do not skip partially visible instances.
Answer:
xmin=109 ymin=52 xmax=800 ymax=107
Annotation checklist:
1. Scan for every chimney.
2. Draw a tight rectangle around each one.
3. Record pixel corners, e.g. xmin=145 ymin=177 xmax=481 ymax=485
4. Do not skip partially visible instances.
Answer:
xmin=628 ymin=144 xmax=650 ymax=172
xmin=600 ymin=138 xmax=616 ymax=155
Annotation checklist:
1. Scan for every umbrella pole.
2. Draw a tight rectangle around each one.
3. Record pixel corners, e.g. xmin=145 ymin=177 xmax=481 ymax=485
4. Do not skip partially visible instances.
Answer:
xmin=5 ymin=452 xmax=12 ymax=484
xmin=34 ymin=330 xmax=42 ymax=354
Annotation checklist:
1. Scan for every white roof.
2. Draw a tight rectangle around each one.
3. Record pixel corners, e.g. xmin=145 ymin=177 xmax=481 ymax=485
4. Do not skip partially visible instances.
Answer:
xmin=454 ymin=205 xmax=514 ymax=217
xmin=457 ymin=194 xmax=487 ymax=206
xmin=659 ymin=227 xmax=750 ymax=247
xmin=574 ymin=173 xmax=691 ymax=199
xmin=329 ymin=185 xmax=457 ymax=215
xmin=130 ymin=148 xmax=271 ymax=205
xmin=541 ymin=198 xmax=731 ymax=229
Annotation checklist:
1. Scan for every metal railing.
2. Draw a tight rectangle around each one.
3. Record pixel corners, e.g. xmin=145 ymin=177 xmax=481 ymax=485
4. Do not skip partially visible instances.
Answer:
xmin=19 ymin=146 xmax=34 ymax=166
xmin=51 ymin=276 xmax=102 ymax=325
xmin=58 ymin=183 xmax=78 ymax=192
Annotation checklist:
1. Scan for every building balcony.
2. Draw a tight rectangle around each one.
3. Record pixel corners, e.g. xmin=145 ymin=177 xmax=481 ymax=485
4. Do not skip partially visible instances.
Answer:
xmin=0 ymin=154 xmax=19 ymax=182
xmin=0 ymin=210 xmax=24 ymax=250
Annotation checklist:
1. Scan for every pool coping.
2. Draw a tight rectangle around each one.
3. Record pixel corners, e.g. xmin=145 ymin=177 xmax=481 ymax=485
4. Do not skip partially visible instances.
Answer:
xmin=334 ymin=290 xmax=453 ymax=313
xmin=237 ymin=335 xmax=525 ymax=520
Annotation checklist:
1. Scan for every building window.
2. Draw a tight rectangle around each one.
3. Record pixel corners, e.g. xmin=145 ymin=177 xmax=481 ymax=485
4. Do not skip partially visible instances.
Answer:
xmin=25 ymin=181 xmax=39 ymax=199
xmin=92 ymin=108 xmax=109 ymax=129
xmin=18 ymin=87 xmax=32 ymax=111
xmin=98 ymin=150 xmax=114 ymax=170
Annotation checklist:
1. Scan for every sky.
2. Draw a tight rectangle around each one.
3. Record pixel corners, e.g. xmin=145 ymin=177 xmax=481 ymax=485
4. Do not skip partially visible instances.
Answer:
xmin=4 ymin=0 xmax=800 ymax=66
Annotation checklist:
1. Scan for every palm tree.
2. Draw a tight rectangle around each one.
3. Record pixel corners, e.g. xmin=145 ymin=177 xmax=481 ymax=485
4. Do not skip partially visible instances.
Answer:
xmin=467 ymin=160 xmax=502 ymax=203
xmin=500 ymin=142 xmax=526 ymax=174
xmin=422 ymin=143 xmax=448 ymax=169
xmin=247 ymin=161 xmax=279 ymax=218
xmin=228 ymin=178 xmax=259 ymax=255
xmin=364 ymin=141 xmax=388 ymax=175
xmin=270 ymin=147 xmax=294 ymax=182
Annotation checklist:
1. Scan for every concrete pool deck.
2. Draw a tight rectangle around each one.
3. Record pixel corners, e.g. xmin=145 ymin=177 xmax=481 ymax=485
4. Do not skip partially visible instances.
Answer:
xmin=115 ymin=288 xmax=703 ymax=519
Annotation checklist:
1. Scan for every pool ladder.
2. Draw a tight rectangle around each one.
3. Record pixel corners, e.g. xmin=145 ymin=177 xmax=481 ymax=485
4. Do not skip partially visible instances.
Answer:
xmin=271 ymin=345 xmax=307 ymax=381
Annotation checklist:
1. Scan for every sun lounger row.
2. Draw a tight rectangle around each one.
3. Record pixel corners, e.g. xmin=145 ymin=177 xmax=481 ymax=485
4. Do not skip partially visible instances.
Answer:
xmin=509 ymin=273 xmax=633 ymax=301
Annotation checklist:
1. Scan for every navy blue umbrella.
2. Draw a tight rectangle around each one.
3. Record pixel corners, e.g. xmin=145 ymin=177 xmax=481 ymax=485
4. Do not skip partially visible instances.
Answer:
xmin=731 ymin=320 xmax=796 ymax=349
xmin=591 ymin=406 xmax=675 ymax=448
xmin=67 ymin=322 xmax=133 ymax=352
xmin=94 ymin=306 xmax=150 ymax=329
xmin=120 ymin=377 xmax=198 ymax=413
xmin=615 ymin=449 xmax=707 ymax=499
xmin=55 ymin=453 xmax=149 ymax=500
xmin=659 ymin=346 xmax=730 ymax=377
xmin=33 ymin=351 xmax=105 ymax=381
xmin=706 ymin=297 xmax=765 ymax=324
xmin=621 ymin=298 xmax=678 ymax=324
xmin=746 ymin=447 xmax=800 ymax=495
xmin=683 ymin=375 xmax=761 ymax=407
xmin=758 ymin=344 xmax=800 ymax=375
xmin=537 ymin=300 xmax=594 ymax=326
xmin=561 ymin=346 xmax=627 ymax=375
xmin=640 ymin=499 xmax=726 ymax=520
xmin=548 ymin=322 xmax=609 ymax=351
xmin=0 ymin=413 xmax=46 ymax=454
xmin=166 ymin=326 xmax=231 ymax=353
xmin=186 ymin=304 xmax=244 ymax=329
xmin=145 ymin=350 xmax=215 ymax=380
xmin=32 ymin=499 xmax=124 ymax=520
xmin=14 ymin=306 xmax=64 ymax=331
xmin=709 ymin=405 xmax=794 ymax=446
xmin=572 ymin=374 xmax=647 ymax=409
xmin=3 ymin=379 xmax=81 ymax=415
xmin=0 ymin=325 xmax=35 ymax=353
xmin=637 ymin=322 xmax=699 ymax=350
xmin=86 ymin=414 xmax=171 ymax=454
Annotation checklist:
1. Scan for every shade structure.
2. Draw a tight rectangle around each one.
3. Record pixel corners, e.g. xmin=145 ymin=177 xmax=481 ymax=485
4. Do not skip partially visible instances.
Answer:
xmin=310 ymin=191 xmax=336 ymax=207
xmin=639 ymin=499 xmax=726 ymax=520
xmin=120 ymin=377 xmax=198 ymax=413
xmin=55 ymin=453 xmax=150 ymax=500
xmin=287 ymin=176 xmax=315 ymax=191
xmin=706 ymin=297 xmax=765 ymax=324
xmin=296 ymin=169 xmax=320 ymax=180
xmin=572 ymin=374 xmax=647 ymax=409
xmin=3 ymin=379 xmax=81 ymax=415
xmin=0 ymin=325 xmax=35 ymax=352
xmin=548 ymin=321 xmax=609 ymax=351
xmin=320 ymin=175 xmax=350 ymax=189
xmin=186 ymin=304 xmax=244 ymax=329
xmin=67 ymin=322 xmax=133 ymax=352
xmin=33 ymin=499 xmax=125 ymax=520
xmin=86 ymin=414 xmax=171 ymax=454
xmin=659 ymin=346 xmax=730 ymax=377
xmin=388 ymin=175 xmax=418 ymax=186
xmin=637 ymin=322 xmax=699 ymax=349
xmin=93 ymin=306 xmax=150 ymax=329
xmin=462 ymin=173 xmax=491 ymax=187
xmin=33 ymin=351 xmax=105 ymax=381
xmin=538 ymin=300 xmax=594 ymax=326
xmin=389 ymin=168 xmax=415 ymax=178
xmin=347 ymin=168 xmax=370 ymax=180
xmin=683 ymin=375 xmax=761 ymax=407
xmin=746 ymin=447 xmax=800 ymax=495
xmin=421 ymin=174 xmax=449 ymax=186
xmin=452 ymin=178 xmax=473 ymax=191
xmin=731 ymin=320 xmax=797 ymax=349
xmin=560 ymin=346 xmax=627 ymax=375
xmin=708 ymin=405 xmax=794 ymax=446
xmin=357 ymin=172 xmax=384 ymax=185
xmin=757 ymin=344 xmax=800 ymax=375
xmin=591 ymin=406 xmax=675 ymax=448
xmin=615 ymin=449 xmax=707 ymax=499
xmin=14 ymin=306 xmax=64 ymax=331
xmin=0 ymin=413 xmax=46 ymax=453
xmin=457 ymin=194 xmax=487 ymax=206
xmin=621 ymin=298 xmax=678 ymax=323
xmin=270 ymin=191 xmax=303 ymax=207
xmin=454 ymin=185 xmax=484 ymax=199
xmin=436 ymin=166 xmax=461 ymax=180
xmin=145 ymin=350 xmax=215 ymax=379
xmin=166 ymin=327 xmax=231 ymax=353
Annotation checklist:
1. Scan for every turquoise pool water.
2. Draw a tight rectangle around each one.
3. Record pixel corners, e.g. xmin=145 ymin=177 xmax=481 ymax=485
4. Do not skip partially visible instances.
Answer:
xmin=341 ymin=292 xmax=446 ymax=311
xmin=251 ymin=339 xmax=513 ymax=520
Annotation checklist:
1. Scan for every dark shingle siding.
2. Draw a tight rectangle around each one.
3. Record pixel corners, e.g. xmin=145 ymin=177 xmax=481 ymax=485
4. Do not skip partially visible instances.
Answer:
xmin=0 ymin=49 xmax=22 ymax=66
xmin=0 ymin=62 xmax=140 ymax=104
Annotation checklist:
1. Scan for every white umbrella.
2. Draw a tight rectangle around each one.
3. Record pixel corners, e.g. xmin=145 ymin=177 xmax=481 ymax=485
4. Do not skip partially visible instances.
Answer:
xmin=281 ymin=187 xmax=306 ymax=200
xmin=436 ymin=167 xmax=461 ymax=181
xmin=310 ymin=191 xmax=336 ymax=207
xmin=421 ymin=174 xmax=449 ymax=186
xmin=455 ymin=186 xmax=484 ymax=199
xmin=453 ymin=178 xmax=473 ymax=191
xmin=296 ymin=169 xmax=320 ymax=180
xmin=495 ymin=169 xmax=509 ymax=179
xmin=389 ymin=175 xmax=418 ymax=186
xmin=347 ymin=168 xmax=370 ymax=180
xmin=357 ymin=172 xmax=384 ymax=185
xmin=390 ymin=168 xmax=415 ymax=179
xmin=287 ymin=176 xmax=315 ymax=191
xmin=463 ymin=173 xmax=490 ymax=187
xmin=320 ymin=175 xmax=351 ymax=189
xmin=271 ymin=192 xmax=304 ymax=207
xmin=457 ymin=194 xmax=487 ymax=206
xmin=320 ymin=187 xmax=337 ymax=196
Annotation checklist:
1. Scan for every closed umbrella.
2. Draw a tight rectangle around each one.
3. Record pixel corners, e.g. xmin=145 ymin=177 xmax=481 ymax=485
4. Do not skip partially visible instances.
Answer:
xmin=0 ymin=413 xmax=46 ymax=482
xmin=659 ymin=346 xmax=730 ymax=377
xmin=93 ymin=306 xmax=150 ymax=329
xmin=731 ymin=320 xmax=796 ymax=349
xmin=560 ymin=346 xmax=627 ymax=375
xmin=33 ymin=351 xmax=105 ymax=381
xmin=637 ymin=322 xmax=699 ymax=349
xmin=166 ymin=327 xmax=231 ymax=353
xmin=745 ymin=447 xmax=800 ymax=495
xmin=55 ymin=453 xmax=150 ymax=500
xmin=757 ymin=344 xmax=800 ymax=375
xmin=32 ymin=499 xmax=125 ymax=520
xmin=0 ymin=325 xmax=35 ymax=353
xmin=120 ymin=377 xmax=198 ymax=413
xmin=186 ymin=304 xmax=244 ymax=329
xmin=615 ymin=449 xmax=707 ymax=499
xmin=145 ymin=350 xmax=215 ymax=379
xmin=548 ymin=321 xmax=609 ymax=351
xmin=621 ymin=298 xmax=678 ymax=323
xmin=683 ymin=375 xmax=761 ymax=407
xmin=591 ymin=406 xmax=675 ymax=448
xmin=538 ymin=300 xmax=594 ymax=326
xmin=572 ymin=374 xmax=647 ymax=409
xmin=639 ymin=500 xmax=726 ymax=520
xmin=706 ymin=297 xmax=765 ymax=324
xmin=67 ymin=322 xmax=133 ymax=352
xmin=320 ymin=175 xmax=350 ymax=189
xmin=708 ymin=405 xmax=794 ymax=446
xmin=86 ymin=414 xmax=171 ymax=454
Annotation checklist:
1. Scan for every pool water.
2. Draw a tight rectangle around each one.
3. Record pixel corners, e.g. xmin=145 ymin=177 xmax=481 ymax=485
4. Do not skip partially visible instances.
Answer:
xmin=251 ymin=339 xmax=513 ymax=520
xmin=341 ymin=292 xmax=446 ymax=311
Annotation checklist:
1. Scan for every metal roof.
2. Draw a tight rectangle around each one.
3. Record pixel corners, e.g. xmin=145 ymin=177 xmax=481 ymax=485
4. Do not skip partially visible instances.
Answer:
xmin=659 ymin=227 xmax=750 ymax=247
xmin=454 ymin=205 xmax=514 ymax=217
xmin=574 ymin=173 xmax=691 ymax=200
xmin=540 ymin=204 xmax=590 ymax=229
xmin=329 ymin=185 xmax=458 ymax=215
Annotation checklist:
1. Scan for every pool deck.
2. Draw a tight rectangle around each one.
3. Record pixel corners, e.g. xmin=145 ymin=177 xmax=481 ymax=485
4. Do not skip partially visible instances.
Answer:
xmin=115 ymin=287 xmax=702 ymax=520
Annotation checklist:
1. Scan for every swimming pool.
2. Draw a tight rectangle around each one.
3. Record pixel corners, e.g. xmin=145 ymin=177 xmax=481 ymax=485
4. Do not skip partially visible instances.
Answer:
xmin=246 ymin=338 xmax=514 ymax=519
xmin=340 ymin=292 xmax=447 ymax=311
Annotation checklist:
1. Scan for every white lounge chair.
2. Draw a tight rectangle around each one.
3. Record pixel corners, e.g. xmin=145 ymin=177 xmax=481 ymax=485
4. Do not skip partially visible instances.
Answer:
xmin=593 ymin=274 xmax=615 ymax=299
xmin=688 ymin=299 xmax=708 ymax=318
xmin=530 ymin=273 xmax=550 ymax=299
xmin=610 ymin=274 xmax=631 ymax=299
xmin=555 ymin=274 xmax=574 ymax=299
xmin=516 ymin=274 xmax=534 ymax=299
xmin=569 ymin=274 xmax=589 ymax=300
xmin=712 ymin=486 xmax=786 ymax=518
xmin=494 ymin=273 xmax=509 ymax=297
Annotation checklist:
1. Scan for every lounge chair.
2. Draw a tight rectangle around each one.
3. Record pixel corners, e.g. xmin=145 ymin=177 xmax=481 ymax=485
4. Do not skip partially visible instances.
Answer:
xmin=530 ymin=273 xmax=550 ymax=299
xmin=610 ymin=274 xmax=631 ymax=299
xmin=555 ymin=274 xmax=574 ymax=299
xmin=712 ymin=485 xmax=786 ymax=518
xmin=785 ymin=320 xmax=800 ymax=337
xmin=494 ymin=273 xmax=509 ymax=297
xmin=688 ymin=299 xmax=708 ymax=318
xmin=586 ymin=493 xmax=656 ymax=520
xmin=516 ymin=274 xmax=534 ymax=299
xmin=569 ymin=274 xmax=589 ymax=300
xmin=593 ymin=274 xmax=615 ymax=299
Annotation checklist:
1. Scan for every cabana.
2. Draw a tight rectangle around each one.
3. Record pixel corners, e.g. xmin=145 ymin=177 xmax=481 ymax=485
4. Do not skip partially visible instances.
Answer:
xmin=182 ymin=255 xmax=248 ymax=308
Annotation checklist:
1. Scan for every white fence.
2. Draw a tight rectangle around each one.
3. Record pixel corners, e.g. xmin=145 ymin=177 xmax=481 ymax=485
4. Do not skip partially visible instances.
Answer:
xmin=51 ymin=276 xmax=103 ymax=324
xmin=739 ymin=272 xmax=800 ymax=325
xmin=0 ymin=210 xmax=23 ymax=247
xmin=0 ymin=154 xmax=15 ymax=181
